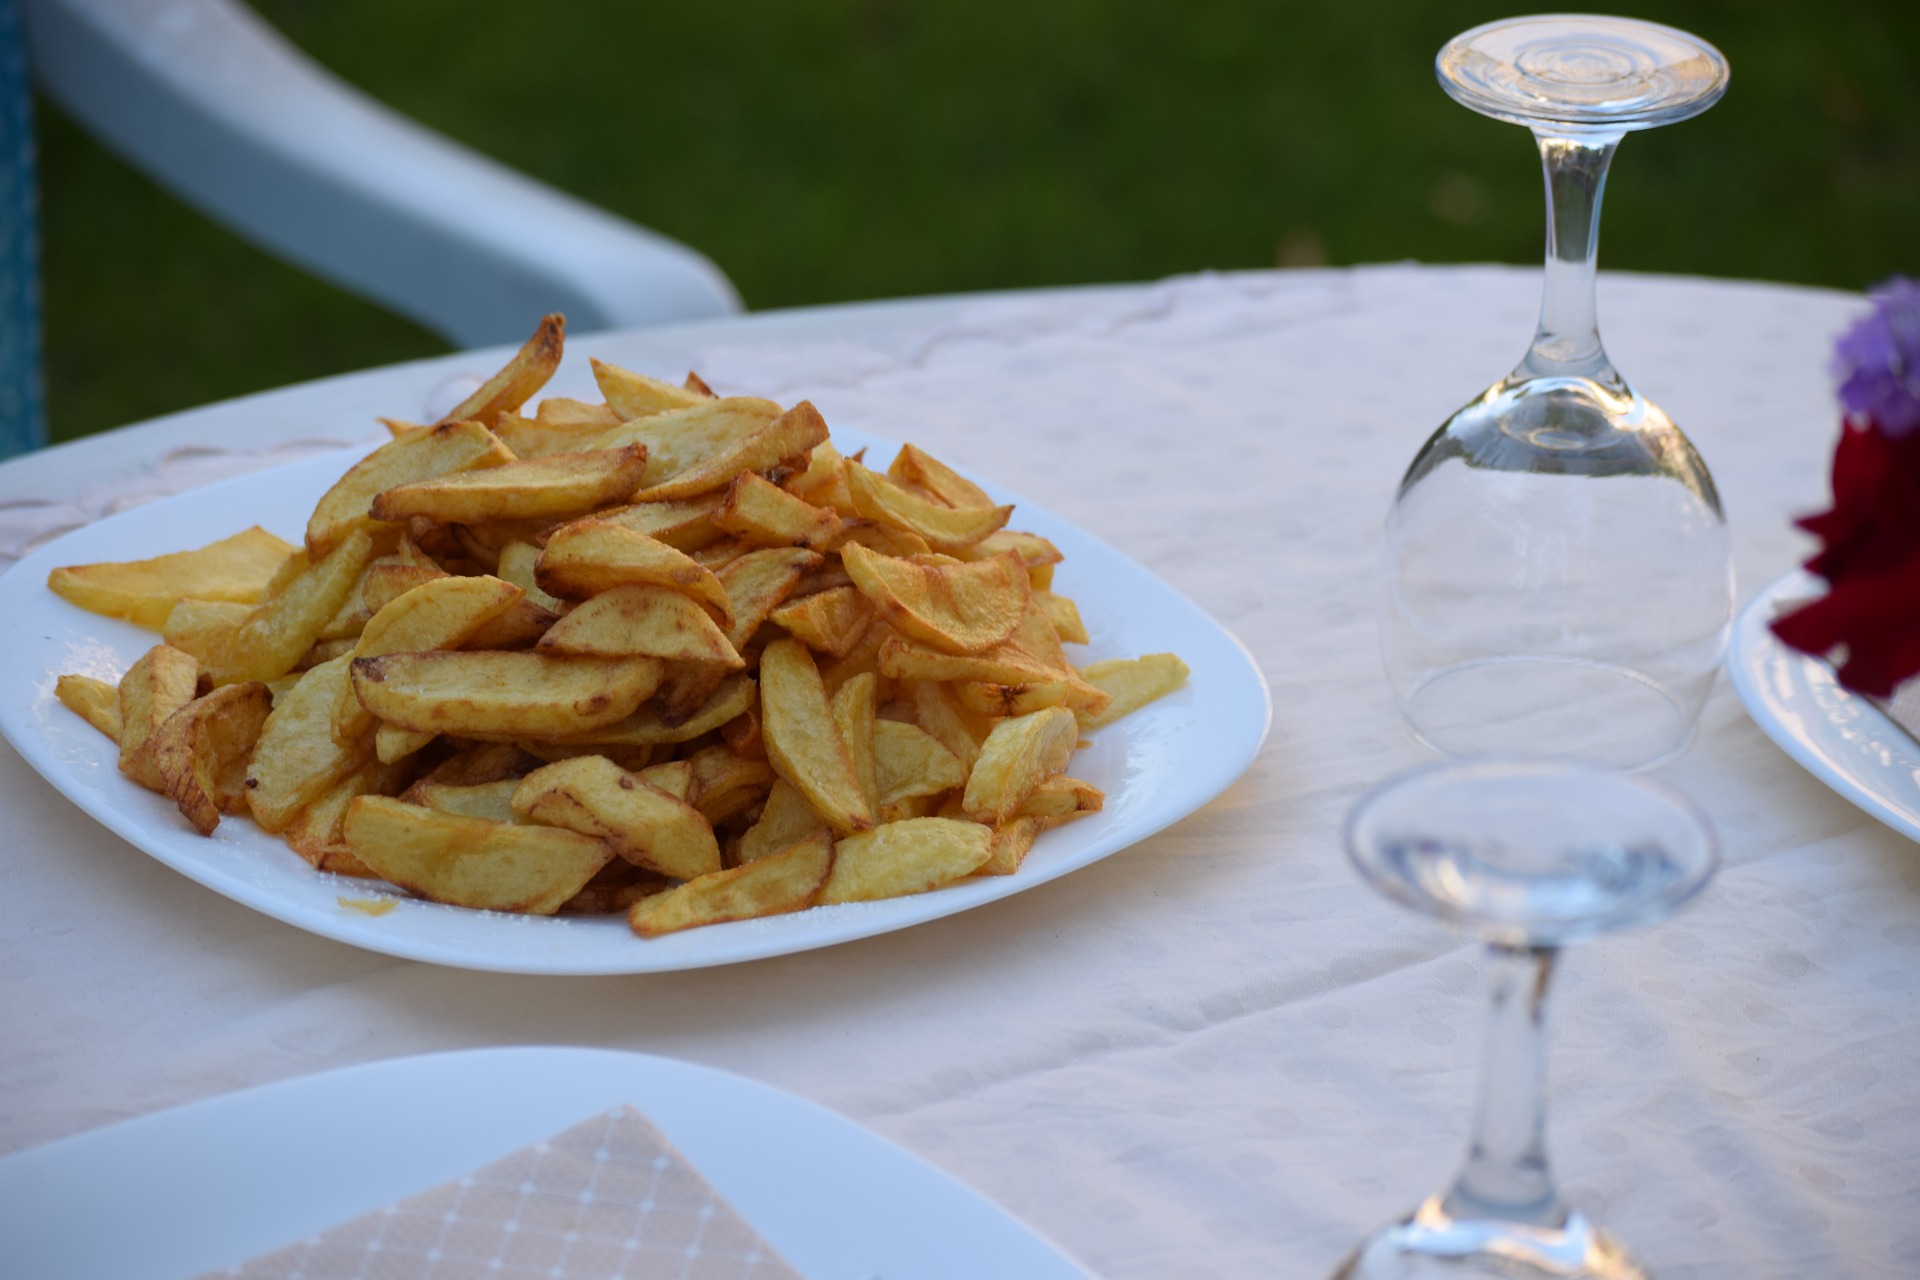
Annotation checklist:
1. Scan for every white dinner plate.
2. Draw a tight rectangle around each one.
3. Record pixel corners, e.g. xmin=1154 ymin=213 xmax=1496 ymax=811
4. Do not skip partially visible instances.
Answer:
xmin=0 ymin=1046 xmax=1090 ymax=1279
xmin=0 ymin=428 xmax=1271 ymax=973
xmin=1726 ymin=570 xmax=1920 ymax=843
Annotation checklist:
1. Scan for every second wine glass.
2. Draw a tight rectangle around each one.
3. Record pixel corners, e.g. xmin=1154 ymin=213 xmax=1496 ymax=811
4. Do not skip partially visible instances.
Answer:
xmin=1382 ymin=16 xmax=1735 ymax=771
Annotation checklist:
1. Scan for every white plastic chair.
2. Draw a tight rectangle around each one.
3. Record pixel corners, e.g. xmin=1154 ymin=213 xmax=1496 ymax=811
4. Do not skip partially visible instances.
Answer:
xmin=5 ymin=0 xmax=742 ymax=455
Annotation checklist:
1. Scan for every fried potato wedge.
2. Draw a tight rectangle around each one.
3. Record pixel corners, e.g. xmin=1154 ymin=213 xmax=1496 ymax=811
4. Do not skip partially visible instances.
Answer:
xmin=716 ymin=547 xmax=821 ymax=650
xmin=1036 ymin=591 xmax=1090 ymax=645
xmin=49 ymin=527 xmax=295 ymax=630
xmin=440 ymin=313 xmax=566 ymax=425
xmin=906 ymin=679 xmax=984 ymax=772
xmin=535 ymin=584 xmax=742 ymax=667
xmin=408 ymin=778 xmax=521 ymax=824
xmin=770 ymin=585 xmax=873 ymax=658
xmin=540 ymin=672 xmax=756 ymax=747
xmin=628 ymin=829 xmax=832 ymax=937
xmin=954 ymin=529 xmax=1063 ymax=571
xmin=350 ymin=651 xmax=663 ymax=739
xmin=207 ymin=527 xmax=376 ymax=686
xmin=818 ymin=817 xmax=992 ymax=905
xmin=489 ymin=411 xmax=617 ymax=460
xmin=151 ymin=681 xmax=274 ymax=834
xmin=1076 ymin=653 xmax=1191 ymax=729
xmin=738 ymin=778 xmax=830 ymax=863
xmin=714 ymin=472 xmax=841 ymax=549
xmin=962 ymin=707 xmax=1079 ymax=825
xmin=370 ymin=446 xmax=648 ymax=525
xmin=247 ymin=655 xmax=372 ymax=832
xmin=160 ymin=599 xmax=253 ymax=665
xmin=585 ymin=494 xmax=727 ymax=553
xmin=844 ymin=461 xmax=1011 ymax=552
xmin=760 ymin=638 xmax=874 ymax=836
xmin=593 ymin=397 xmax=783 ymax=487
xmin=55 ymin=673 xmax=122 ymax=742
xmin=495 ymin=541 xmax=568 ymax=615
xmin=874 ymin=719 xmax=967 ymax=806
xmin=535 ymin=520 xmax=731 ymax=624
xmin=284 ymin=758 xmax=409 ymax=872
xmin=841 ymin=543 xmax=1028 ymax=655
xmin=350 ymin=573 xmax=523 ymax=660
xmin=627 ymin=400 xmax=831 ymax=502
xmin=590 ymin=356 xmax=711 ymax=419
xmin=306 ymin=422 xmax=511 ymax=556
xmin=344 ymin=796 xmax=611 ymax=915
xmin=830 ymin=672 xmax=879 ymax=814
xmin=886 ymin=443 xmax=994 ymax=509
xmin=117 ymin=643 xmax=200 ymax=791
xmin=979 ymin=815 xmax=1044 ymax=876
xmin=512 ymin=754 xmax=720 ymax=880
xmin=1016 ymin=774 xmax=1104 ymax=820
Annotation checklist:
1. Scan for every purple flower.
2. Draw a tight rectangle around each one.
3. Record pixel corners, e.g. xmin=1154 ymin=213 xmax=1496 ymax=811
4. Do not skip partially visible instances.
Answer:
xmin=1834 ymin=276 xmax=1920 ymax=436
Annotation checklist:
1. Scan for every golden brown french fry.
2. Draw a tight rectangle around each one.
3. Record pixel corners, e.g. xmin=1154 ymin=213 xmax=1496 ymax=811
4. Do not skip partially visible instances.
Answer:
xmin=1036 ymin=591 xmax=1089 ymax=645
xmin=540 ymin=672 xmax=756 ymax=748
xmin=817 ymin=817 xmax=993 ymax=904
xmin=370 ymin=446 xmax=648 ymax=525
xmin=535 ymin=585 xmax=743 ymax=666
xmin=535 ymin=520 xmax=732 ymax=625
xmin=715 ymin=547 xmax=821 ymax=650
xmin=738 ymin=778 xmax=829 ymax=863
xmin=1015 ymin=774 xmax=1104 ymax=820
xmin=593 ymin=397 xmax=783 ymax=486
xmin=844 ymin=461 xmax=1011 ymax=551
xmin=159 ymin=600 xmax=253 ymax=665
xmin=407 ymin=778 xmax=522 ymax=824
xmin=629 ymin=829 xmax=832 ymax=937
xmin=512 ymin=754 xmax=720 ymax=880
xmin=350 ymin=651 xmax=664 ymax=739
xmin=831 ymin=672 xmax=879 ymax=815
xmin=49 ymin=527 xmax=296 ymax=630
xmin=874 ymin=719 xmax=967 ymax=806
xmin=306 ymin=422 xmax=511 ymax=556
xmin=55 ymin=674 xmax=122 ymax=742
xmin=907 ymin=679 xmax=984 ymax=772
xmin=841 ymin=543 xmax=1029 ymax=655
xmin=590 ymin=356 xmax=712 ymax=419
xmin=246 ymin=655 xmax=373 ymax=833
xmin=1075 ymin=653 xmax=1191 ymax=729
xmin=283 ymin=758 xmax=409 ymax=871
xmin=962 ymin=707 xmax=1079 ymax=825
xmin=537 ymin=397 xmax=625 ymax=428
xmin=626 ymin=400 xmax=831 ymax=502
xmin=207 ymin=527 xmax=377 ymax=686
xmin=714 ymin=472 xmax=841 ymax=549
xmin=439 ymin=313 xmax=566 ymax=425
xmin=770 ymin=586 xmax=873 ymax=658
xmin=495 ymin=541 xmax=567 ymax=614
xmin=151 ymin=681 xmax=274 ymax=834
xmin=979 ymin=815 xmax=1043 ymax=876
xmin=760 ymin=638 xmax=874 ymax=836
xmin=584 ymin=494 xmax=728 ymax=553
xmin=343 ymin=795 xmax=612 ymax=915
xmin=332 ymin=575 xmax=525 ymax=743
xmin=117 ymin=644 xmax=200 ymax=791
xmin=886 ymin=443 xmax=994 ymax=509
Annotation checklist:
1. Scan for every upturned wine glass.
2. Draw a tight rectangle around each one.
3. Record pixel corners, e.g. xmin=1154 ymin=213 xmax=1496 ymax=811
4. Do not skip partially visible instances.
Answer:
xmin=1331 ymin=758 xmax=1718 ymax=1279
xmin=1382 ymin=16 xmax=1735 ymax=771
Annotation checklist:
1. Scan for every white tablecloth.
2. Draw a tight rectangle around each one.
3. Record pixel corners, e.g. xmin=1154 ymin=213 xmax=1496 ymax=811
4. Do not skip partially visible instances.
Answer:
xmin=4 ymin=265 xmax=1911 ymax=1279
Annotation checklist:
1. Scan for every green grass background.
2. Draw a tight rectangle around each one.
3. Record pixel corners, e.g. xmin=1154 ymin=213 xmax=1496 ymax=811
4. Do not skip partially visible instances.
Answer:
xmin=36 ymin=0 xmax=1919 ymax=442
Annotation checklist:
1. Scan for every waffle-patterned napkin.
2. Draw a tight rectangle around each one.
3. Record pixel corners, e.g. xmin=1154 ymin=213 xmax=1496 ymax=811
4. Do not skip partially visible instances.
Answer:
xmin=206 ymin=1107 xmax=800 ymax=1280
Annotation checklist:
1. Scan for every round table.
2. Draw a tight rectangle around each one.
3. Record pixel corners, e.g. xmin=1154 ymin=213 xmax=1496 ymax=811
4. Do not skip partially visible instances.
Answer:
xmin=2 ymin=265 xmax=1908 ymax=1279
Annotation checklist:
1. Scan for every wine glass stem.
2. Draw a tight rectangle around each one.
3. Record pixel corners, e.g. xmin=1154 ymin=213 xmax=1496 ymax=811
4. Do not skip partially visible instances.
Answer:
xmin=1443 ymin=942 xmax=1564 ymax=1225
xmin=1521 ymin=131 xmax=1623 ymax=381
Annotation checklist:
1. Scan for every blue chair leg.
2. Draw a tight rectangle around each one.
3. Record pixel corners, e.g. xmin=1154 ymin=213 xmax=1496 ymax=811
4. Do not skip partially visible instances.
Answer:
xmin=0 ymin=0 xmax=46 ymax=459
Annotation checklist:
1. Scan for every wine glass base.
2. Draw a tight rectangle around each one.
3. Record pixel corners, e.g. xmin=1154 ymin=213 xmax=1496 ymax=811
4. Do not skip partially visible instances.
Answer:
xmin=1399 ymin=655 xmax=1693 ymax=772
xmin=1331 ymin=1199 xmax=1648 ymax=1280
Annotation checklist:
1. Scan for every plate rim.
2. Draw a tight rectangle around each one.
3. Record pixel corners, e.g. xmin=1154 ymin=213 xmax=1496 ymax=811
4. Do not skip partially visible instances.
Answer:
xmin=1726 ymin=569 xmax=1920 ymax=843
xmin=0 ymin=434 xmax=1271 ymax=974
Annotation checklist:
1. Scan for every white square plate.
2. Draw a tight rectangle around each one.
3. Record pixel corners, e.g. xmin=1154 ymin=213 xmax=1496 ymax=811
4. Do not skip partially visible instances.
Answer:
xmin=0 ymin=429 xmax=1270 ymax=973
xmin=0 ymin=1046 xmax=1090 ymax=1279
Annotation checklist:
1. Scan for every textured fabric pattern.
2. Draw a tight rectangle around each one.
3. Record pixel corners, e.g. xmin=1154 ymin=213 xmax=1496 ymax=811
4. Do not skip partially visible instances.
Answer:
xmin=3 ymin=268 xmax=1910 ymax=1279
xmin=211 ymin=1108 xmax=798 ymax=1280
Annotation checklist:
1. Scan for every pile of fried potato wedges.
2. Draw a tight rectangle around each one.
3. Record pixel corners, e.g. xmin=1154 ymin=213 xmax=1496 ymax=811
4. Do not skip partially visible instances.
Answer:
xmin=47 ymin=316 xmax=1188 ymax=938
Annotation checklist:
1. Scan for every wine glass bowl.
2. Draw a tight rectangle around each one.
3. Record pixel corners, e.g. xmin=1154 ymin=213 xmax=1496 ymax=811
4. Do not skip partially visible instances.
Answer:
xmin=1383 ymin=15 xmax=1735 ymax=771
xmin=1332 ymin=759 xmax=1718 ymax=1279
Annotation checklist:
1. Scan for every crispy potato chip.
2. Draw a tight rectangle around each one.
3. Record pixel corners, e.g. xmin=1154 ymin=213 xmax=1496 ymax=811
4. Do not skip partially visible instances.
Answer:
xmin=306 ymin=422 xmax=511 ymax=556
xmin=760 ymin=638 xmax=874 ymax=837
xmin=117 ymin=643 xmax=200 ymax=791
xmin=351 ymin=651 xmax=664 ymax=739
xmin=535 ymin=520 xmax=731 ymax=624
xmin=874 ymin=719 xmax=967 ymax=806
xmin=738 ymin=778 xmax=829 ymax=863
xmin=1076 ymin=653 xmax=1191 ymax=729
xmin=440 ymin=313 xmax=566 ymax=425
xmin=49 ymin=527 xmax=295 ymax=630
xmin=844 ymin=461 xmax=1011 ymax=552
xmin=886 ymin=443 xmax=994 ymax=509
xmin=344 ymin=795 xmax=611 ymax=915
xmin=247 ymin=655 xmax=373 ymax=832
xmin=590 ymin=356 xmax=711 ymax=419
xmin=841 ymin=543 xmax=1028 ymax=655
xmin=152 ymin=681 xmax=274 ymax=834
xmin=371 ymin=446 xmax=648 ymax=525
xmin=55 ymin=673 xmax=121 ymax=742
xmin=714 ymin=472 xmax=841 ymax=549
xmin=963 ymin=707 xmax=1079 ymax=825
xmin=629 ymin=829 xmax=832 ymax=937
xmin=770 ymin=585 xmax=873 ymax=658
xmin=536 ymin=585 xmax=743 ymax=667
xmin=818 ymin=817 xmax=992 ymax=904
xmin=513 ymin=755 xmax=720 ymax=880
xmin=208 ymin=527 xmax=376 ymax=686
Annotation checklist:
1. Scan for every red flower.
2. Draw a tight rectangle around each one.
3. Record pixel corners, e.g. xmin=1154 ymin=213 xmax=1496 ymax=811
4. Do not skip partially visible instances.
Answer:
xmin=1772 ymin=420 xmax=1920 ymax=696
